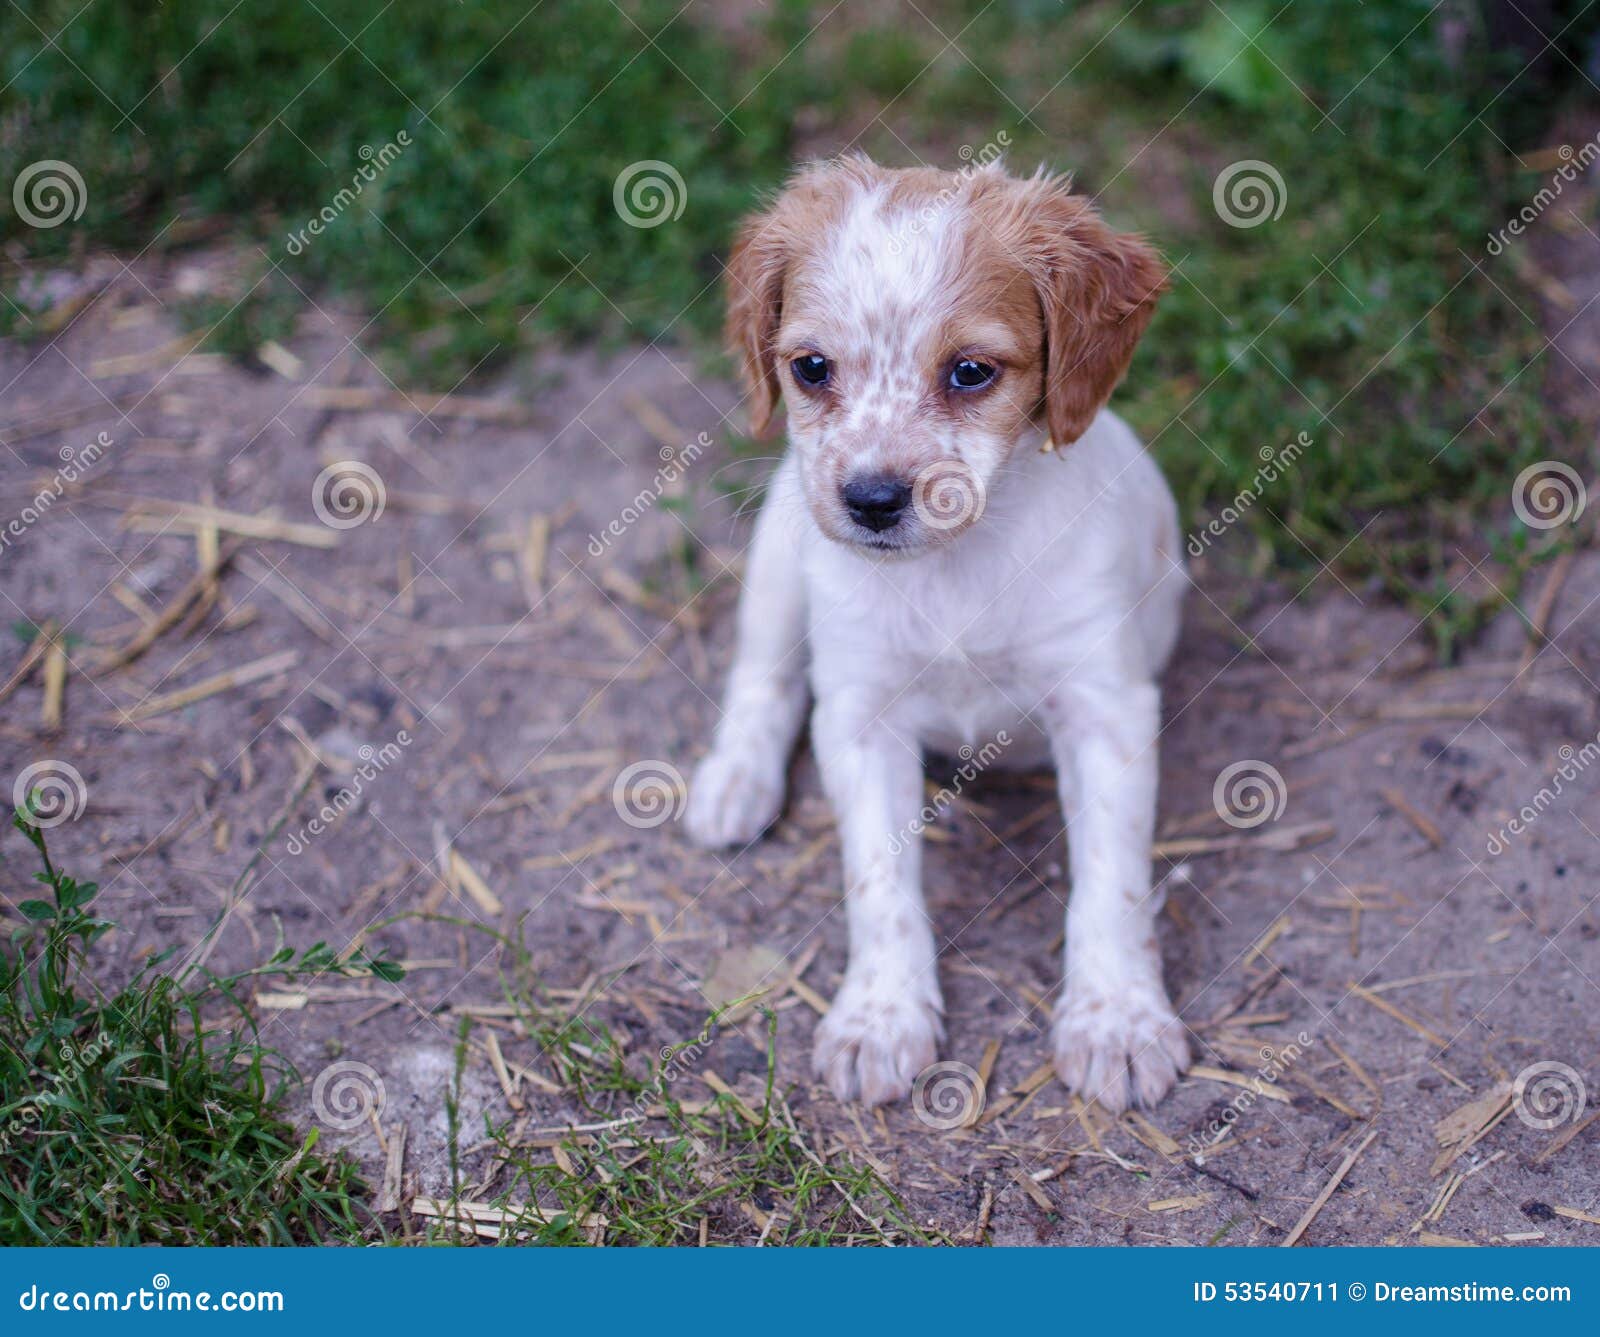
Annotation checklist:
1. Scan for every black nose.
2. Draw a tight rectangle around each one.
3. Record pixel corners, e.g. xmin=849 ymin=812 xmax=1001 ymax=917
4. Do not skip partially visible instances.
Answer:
xmin=842 ymin=475 xmax=912 ymax=532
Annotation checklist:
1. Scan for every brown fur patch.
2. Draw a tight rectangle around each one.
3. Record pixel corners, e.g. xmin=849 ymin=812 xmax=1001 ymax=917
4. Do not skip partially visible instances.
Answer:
xmin=966 ymin=170 xmax=1167 ymax=446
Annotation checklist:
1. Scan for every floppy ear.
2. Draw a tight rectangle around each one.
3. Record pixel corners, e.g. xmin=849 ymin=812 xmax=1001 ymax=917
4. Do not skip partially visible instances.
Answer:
xmin=1026 ymin=179 xmax=1166 ymax=447
xmin=724 ymin=204 xmax=789 ymax=437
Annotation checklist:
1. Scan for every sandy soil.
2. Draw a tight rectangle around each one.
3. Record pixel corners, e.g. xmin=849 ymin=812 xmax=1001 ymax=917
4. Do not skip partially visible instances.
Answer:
xmin=2 ymin=247 xmax=1597 ymax=1247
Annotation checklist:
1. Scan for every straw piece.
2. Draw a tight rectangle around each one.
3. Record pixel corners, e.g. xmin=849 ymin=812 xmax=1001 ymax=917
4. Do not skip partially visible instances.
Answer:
xmin=1281 ymin=1129 xmax=1378 ymax=1247
xmin=450 ymin=850 xmax=504 ymax=916
xmin=519 ymin=835 xmax=616 ymax=868
xmin=1380 ymin=786 xmax=1443 ymax=848
xmin=0 ymin=619 xmax=56 ymax=706
xmin=1148 ymin=1195 xmax=1209 ymax=1213
xmin=1534 ymin=1107 xmax=1599 ymax=1164
xmin=0 ymin=390 xmax=144 ymax=448
xmin=114 ymin=649 xmax=299 ymax=724
xmin=623 ymin=394 xmax=687 ymax=451
xmin=1126 ymin=1111 xmax=1183 ymax=1158
xmin=1518 ymin=548 xmax=1575 ymax=674
xmin=94 ymin=541 xmax=242 ymax=673
xmin=234 ymin=552 xmax=340 ymax=642
xmin=1152 ymin=821 xmax=1333 ymax=859
xmin=40 ymin=633 xmax=66 ymax=732
xmin=409 ymin=1197 xmax=604 ymax=1234
xmin=116 ymin=495 xmax=336 ymax=548
xmin=701 ymin=1070 xmax=759 ymax=1125
xmin=483 ymin=1029 xmax=524 ymax=1111
xmin=1188 ymin=1065 xmax=1292 ymax=1103
xmin=520 ymin=513 xmax=549 ymax=607
xmin=89 ymin=330 xmax=204 ymax=378
xmin=1012 ymin=1167 xmax=1054 ymax=1212
xmin=256 ymin=991 xmax=308 ymax=1010
xmin=1431 ymin=1083 xmax=1513 ymax=1176
xmin=1244 ymin=915 xmax=1290 ymax=965
xmin=377 ymin=1123 xmax=407 ymax=1213
xmin=1347 ymin=981 xmax=1448 ymax=1048
xmin=970 ymin=1038 xmax=1002 ymax=1127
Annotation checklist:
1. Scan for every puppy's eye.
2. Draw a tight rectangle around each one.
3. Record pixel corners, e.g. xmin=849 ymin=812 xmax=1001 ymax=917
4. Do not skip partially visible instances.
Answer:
xmin=791 ymin=354 xmax=830 ymax=387
xmin=949 ymin=358 xmax=997 ymax=390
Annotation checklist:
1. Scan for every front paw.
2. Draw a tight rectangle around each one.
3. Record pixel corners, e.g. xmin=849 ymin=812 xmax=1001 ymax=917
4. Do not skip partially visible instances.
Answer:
xmin=813 ymin=978 xmax=944 ymax=1106
xmin=684 ymin=745 xmax=785 ymax=848
xmin=1053 ymin=984 xmax=1190 ymax=1113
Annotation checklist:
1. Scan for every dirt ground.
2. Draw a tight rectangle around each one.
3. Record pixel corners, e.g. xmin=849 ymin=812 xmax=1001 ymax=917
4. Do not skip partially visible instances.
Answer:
xmin=2 ymin=245 xmax=1597 ymax=1247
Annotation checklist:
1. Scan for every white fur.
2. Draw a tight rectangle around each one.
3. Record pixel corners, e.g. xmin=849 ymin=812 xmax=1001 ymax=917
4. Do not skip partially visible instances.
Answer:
xmin=688 ymin=416 xmax=1190 ymax=1111
xmin=687 ymin=170 xmax=1190 ymax=1111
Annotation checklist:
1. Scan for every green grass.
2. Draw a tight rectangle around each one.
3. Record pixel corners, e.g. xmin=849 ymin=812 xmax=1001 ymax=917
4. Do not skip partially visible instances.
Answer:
xmin=0 ymin=803 xmax=407 ymax=1244
xmin=403 ymin=919 xmax=930 ymax=1246
xmin=5 ymin=1 xmax=1590 ymax=599
xmin=2 ymin=802 xmax=917 ymax=1246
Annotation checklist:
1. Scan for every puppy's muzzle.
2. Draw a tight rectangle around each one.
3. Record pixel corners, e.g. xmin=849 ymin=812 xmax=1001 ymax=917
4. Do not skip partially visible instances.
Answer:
xmin=841 ymin=474 xmax=911 ymax=532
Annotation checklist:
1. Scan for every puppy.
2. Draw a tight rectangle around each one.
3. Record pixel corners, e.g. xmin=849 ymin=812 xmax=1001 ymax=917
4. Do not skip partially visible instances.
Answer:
xmin=685 ymin=155 xmax=1189 ymax=1113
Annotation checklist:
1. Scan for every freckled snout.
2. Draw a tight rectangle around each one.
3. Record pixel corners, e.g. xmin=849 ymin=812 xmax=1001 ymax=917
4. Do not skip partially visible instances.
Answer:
xmin=841 ymin=473 xmax=912 ymax=532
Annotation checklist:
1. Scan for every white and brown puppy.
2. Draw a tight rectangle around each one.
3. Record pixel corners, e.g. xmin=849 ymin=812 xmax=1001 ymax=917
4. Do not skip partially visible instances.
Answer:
xmin=685 ymin=155 xmax=1189 ymax=1112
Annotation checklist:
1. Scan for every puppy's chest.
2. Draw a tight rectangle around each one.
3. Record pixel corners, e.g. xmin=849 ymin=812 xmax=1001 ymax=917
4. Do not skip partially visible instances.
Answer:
xmin=818 ymin=579 xmax=1047 ymax=698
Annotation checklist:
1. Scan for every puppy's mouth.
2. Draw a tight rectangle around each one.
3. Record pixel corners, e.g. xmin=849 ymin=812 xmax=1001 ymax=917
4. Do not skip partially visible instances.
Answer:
xmin=836 ymin=522 xmax=946 ymax=559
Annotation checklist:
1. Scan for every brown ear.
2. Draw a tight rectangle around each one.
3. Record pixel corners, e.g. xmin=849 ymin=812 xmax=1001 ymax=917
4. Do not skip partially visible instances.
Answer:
xmin=1026 ymin=180 xmax=1166 ymax=446
xmin=723 ymin=205 xmax=789 ymax=437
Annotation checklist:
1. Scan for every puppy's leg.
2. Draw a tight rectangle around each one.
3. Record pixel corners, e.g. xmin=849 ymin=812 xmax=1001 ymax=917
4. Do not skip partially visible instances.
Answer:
xmin=685 ymin=464 xmax=808 ymax=848
xmin=810 ymin=694 xmax=943 ymax=1105
xmin=1047 ymin=680 xmax=1189 ymax=1111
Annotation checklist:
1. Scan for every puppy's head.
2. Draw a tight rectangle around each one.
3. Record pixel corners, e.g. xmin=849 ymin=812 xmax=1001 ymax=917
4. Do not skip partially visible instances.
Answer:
xmin=726 ymin=155 xmax=1165 ymax=555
